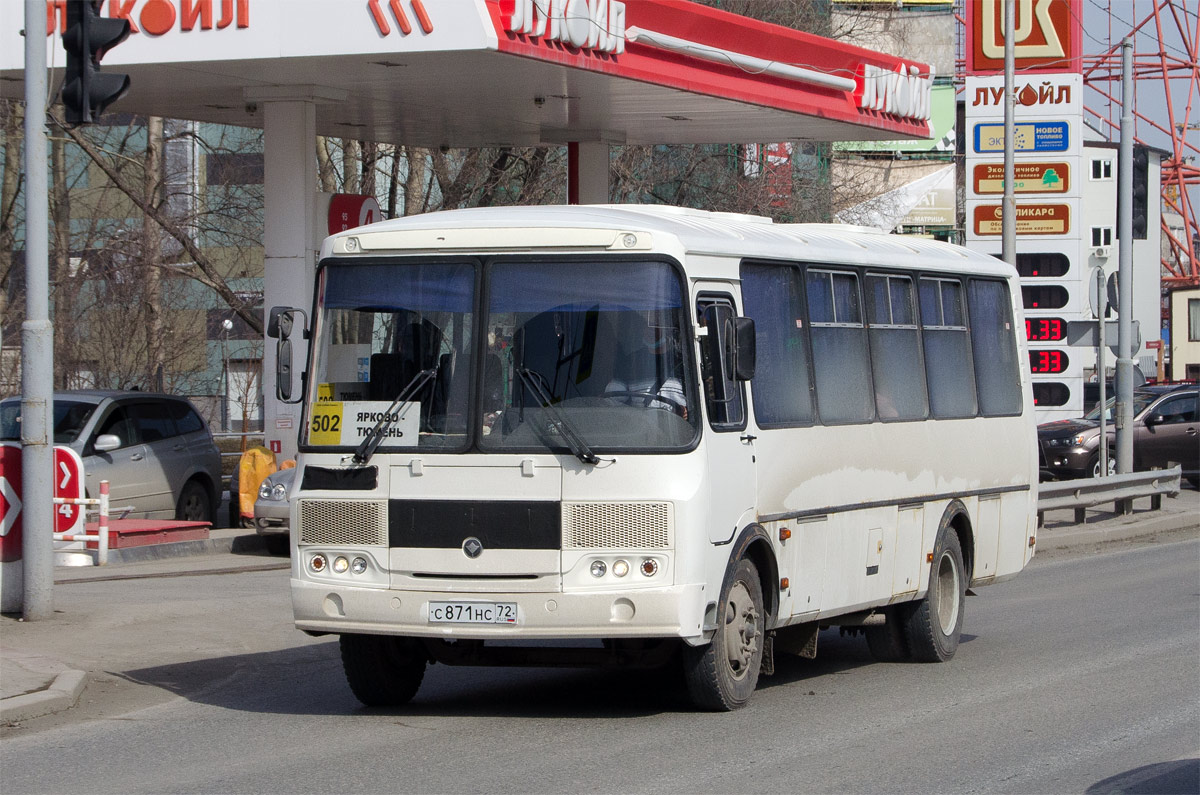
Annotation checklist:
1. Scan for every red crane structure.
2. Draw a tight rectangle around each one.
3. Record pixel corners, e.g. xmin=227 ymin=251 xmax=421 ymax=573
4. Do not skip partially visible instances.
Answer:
xmin=1082 ymin=0 xmax=1199 ymax=287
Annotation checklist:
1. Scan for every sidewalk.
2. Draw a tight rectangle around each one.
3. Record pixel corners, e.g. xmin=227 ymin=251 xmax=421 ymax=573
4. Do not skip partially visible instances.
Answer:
xmin=2 ymin=492 xmax=1197 ymax=724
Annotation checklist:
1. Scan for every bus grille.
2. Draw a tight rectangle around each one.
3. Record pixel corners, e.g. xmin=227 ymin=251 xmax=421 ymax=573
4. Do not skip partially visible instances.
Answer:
xmin=561 ymin=501 xmax=673 ymax=549
xmin=298 ymin=499 xmax=388 ymax=546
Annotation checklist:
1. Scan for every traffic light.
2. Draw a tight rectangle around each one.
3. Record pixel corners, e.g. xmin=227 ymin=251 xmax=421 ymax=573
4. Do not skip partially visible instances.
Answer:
xmin=1130 ymin=146 xmax=1148 ymax=240
xmin=62 ymin=1 xmax=130 ymax=125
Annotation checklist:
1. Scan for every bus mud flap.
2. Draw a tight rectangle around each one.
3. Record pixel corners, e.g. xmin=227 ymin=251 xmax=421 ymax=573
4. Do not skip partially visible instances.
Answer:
xmin=773 ymin=622 xmax=819 ymax=660
xmin=760 ymin=632 xmax=775 ymax=676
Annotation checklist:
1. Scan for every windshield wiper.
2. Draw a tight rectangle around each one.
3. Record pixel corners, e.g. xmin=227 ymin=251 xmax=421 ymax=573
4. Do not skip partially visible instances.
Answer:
xmin=515 ymin=367 xmax=599 ymax=465
xmin=352 ymin=367 xmax=437 ymax=465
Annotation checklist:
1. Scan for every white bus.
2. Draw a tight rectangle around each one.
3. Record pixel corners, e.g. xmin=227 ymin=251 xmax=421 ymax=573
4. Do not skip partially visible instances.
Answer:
xmin=269 ymin=205 xmax=1038 ymax=710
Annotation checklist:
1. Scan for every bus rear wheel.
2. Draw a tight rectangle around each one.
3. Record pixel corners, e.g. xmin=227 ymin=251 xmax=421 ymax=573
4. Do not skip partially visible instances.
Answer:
xmin=904 ymin=526 xmax=965 ymax=662
xmin=683 ymin=557 xmax=764 ymax=711
xmin=339 ymin=634 xmax=427 ymax=707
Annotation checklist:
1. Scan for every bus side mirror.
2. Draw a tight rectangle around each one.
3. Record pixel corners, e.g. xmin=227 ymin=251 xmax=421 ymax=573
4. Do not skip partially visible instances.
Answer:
xmin=268 ymin=307 xmax=307 ymax=404
xmin=733 ymin=317 xmax=756 ymax=381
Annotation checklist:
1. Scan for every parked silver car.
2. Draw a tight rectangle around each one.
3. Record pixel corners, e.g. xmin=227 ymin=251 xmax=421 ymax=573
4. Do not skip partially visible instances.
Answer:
xmin=254 ymin=467 xmax=294 ymax=554
xmin=0 ymin=391 xmax=223 ymax=522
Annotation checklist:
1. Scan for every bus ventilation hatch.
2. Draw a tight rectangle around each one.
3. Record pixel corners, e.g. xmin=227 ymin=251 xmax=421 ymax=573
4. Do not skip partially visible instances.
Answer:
xmin=298 ymin=499 xmax=388 ymax=546
xmin=561 ymin=502 xmax=673 ymax=550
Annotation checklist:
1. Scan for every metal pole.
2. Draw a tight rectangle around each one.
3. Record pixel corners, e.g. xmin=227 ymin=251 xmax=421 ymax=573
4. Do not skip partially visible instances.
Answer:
xmin=1096 ymin=267 xmax=1108 ymax=477
xmin=21 ymin=0 xmax=55 ymax=619
xmin=97 ymin=481 xmax=109 ymax=566
xmin=1115 ymin=39 xmax=1135 ymax=474
xmin=1001 ymin=0 xmax=1016 ymax=266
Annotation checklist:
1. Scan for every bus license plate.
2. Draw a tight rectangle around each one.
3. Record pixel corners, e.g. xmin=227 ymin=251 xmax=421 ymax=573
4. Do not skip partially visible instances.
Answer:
xmin=428 ymin=602 xmax=518 ymax=624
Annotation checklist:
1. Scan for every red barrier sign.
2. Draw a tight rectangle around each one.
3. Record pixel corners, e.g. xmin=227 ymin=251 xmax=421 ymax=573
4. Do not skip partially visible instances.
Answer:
xmin=0 ymin=443 xmax=22 ymax=563
xmin=0 ymin=443 xmax=87 ymax=562
xmin=54 ymin=447 xmax=85 ymax=536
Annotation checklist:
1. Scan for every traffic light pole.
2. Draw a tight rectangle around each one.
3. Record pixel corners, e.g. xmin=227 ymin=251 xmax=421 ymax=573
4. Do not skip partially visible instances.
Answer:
xmin=1115 ymin=40 xmax=1135 ymax=474
xmin=21 ymin=0 xmax=55 ymax=619
xmin=1001 ymin=0 xmax=1015 ymax=267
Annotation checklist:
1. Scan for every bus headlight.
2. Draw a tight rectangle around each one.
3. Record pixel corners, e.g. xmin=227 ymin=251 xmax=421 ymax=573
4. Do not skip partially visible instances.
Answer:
xmin=351 ymin=556 xmax=368 ymax=575
xmin=590 ymin=560 xmax=607 ymax=577
xmin=332 ymin=556 xmax=350 ymax=574
xmin=612 ymin=559 xmax=630 ymax=577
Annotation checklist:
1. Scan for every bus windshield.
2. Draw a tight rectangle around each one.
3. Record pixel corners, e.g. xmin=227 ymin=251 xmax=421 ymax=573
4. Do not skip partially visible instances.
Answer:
xmin=306 ymin=258 xmax=697 ymax=454
xmin=481 ymin=259 xmax=697 ymax=453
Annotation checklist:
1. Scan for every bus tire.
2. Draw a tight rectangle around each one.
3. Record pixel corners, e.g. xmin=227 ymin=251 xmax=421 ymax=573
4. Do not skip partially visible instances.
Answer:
xmin=683 ymin=557 xmax=764 ymax=711
xmin=904 ymin=525 xmax=966 ymax=662
xmin=865 ymin=606 xmax=912 ymax=662
xmin=339 ymin=634 xmax=427 ymax=707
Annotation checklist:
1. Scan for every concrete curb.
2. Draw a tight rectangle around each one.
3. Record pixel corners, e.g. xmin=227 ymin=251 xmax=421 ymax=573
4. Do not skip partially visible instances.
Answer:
xmin=99 ymin=531 xmax=271 ymax=565
xmin=1039 ymin=507 xmax=1199 ymax=551
xmin=0 ymin=669 xmax=87 ymax=723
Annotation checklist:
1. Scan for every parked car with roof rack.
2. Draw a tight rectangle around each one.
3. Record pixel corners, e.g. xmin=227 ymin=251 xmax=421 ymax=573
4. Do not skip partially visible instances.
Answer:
xmin=0 ymin=390 xmax=223 ymax=522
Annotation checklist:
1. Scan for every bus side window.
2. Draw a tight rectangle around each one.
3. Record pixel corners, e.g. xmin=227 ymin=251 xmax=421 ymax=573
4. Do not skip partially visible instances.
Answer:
xmin=696 ymin=297 xmax=746 ymax=430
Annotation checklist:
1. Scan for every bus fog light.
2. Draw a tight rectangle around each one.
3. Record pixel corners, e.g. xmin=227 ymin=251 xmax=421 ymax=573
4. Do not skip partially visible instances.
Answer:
xmin=612 ymin=559 xmax=629 ymax=577
xmin=333 ymin=556 xmax=350 ymax=574
xmin=310 ymin=554 xmax=327 ymax=573
xmin=640 ymin=558 xmax=659 ymax=577
xmin=590 ymin=560 xmax=607 ymax=577
xmin=351 ymin=556 xmax=368 ymax=574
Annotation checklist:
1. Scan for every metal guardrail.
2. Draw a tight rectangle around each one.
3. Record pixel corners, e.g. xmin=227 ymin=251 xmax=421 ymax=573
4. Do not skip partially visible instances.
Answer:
xmin=1037 ymin=466 xmax=1182 ymax=525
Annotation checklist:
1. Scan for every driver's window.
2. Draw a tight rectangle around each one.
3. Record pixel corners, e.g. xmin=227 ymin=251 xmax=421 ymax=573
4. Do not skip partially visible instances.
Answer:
xmin=696 ymin=296 xmax=745 ymax=430
xmin=1154 ymin=395 xmax=1197 ymax=423
xmin=93 ymin=407 xmax=139 ymax=451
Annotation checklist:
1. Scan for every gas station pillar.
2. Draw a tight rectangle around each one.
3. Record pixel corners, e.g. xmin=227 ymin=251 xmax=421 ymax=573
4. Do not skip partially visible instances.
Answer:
xmin=247 ymin=86 xmax=345 ymax=463
xmin=568 ymin=142 xmax=610 ymax=205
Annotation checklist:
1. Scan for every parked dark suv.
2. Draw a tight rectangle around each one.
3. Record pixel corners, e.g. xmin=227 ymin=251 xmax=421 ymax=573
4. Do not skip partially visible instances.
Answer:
xmin=0 ymin=391 xmax=223 ymax=522
xmin=1037 ymin=385 xmax=1198 ymax=486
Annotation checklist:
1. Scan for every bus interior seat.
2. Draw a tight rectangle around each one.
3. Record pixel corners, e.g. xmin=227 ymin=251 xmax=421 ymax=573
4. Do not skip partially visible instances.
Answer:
xmin=429 ymin=351 xmax=469 ymax=434
xmin=368 ymin=320 xmax=444 ymax=401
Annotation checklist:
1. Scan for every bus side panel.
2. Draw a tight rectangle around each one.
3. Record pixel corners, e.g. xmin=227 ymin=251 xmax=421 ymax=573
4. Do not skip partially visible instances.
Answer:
xmin=891 ymin=505 xmax=923 ymax=599
xmin=972 ymin=494 xmax=1002 ymax=583
xmin=994 ymin=490 xmax=1036 ymax=579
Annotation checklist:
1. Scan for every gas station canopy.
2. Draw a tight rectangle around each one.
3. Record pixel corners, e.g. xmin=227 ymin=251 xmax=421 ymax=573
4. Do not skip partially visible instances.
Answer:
xmin=3 ymin=0 xmax=935 ymax=147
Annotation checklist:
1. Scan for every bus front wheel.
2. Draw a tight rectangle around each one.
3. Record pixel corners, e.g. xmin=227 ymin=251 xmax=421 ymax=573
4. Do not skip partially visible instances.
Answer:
xmin=339 ymin=634 xmax=427 ymax=707
xmin=683 ymin=557 xmax=764 ymax=710
xmin=904 ymin=526 xmax=966 ymax=662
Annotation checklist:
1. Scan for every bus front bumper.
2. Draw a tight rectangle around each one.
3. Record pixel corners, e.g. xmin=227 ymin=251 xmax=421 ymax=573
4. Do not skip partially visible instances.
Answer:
xmin=292 ymin=579 xmax=708 ymax=642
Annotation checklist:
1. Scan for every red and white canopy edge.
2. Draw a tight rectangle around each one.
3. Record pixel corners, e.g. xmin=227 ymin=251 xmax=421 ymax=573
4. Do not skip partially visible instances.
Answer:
xmin=2 ymin=0 xmax=933 ymax=146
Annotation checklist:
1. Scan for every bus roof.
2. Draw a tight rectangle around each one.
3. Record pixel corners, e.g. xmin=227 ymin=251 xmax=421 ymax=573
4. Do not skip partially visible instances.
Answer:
xmin=322 ymin=204 xmax=1014 ymax=279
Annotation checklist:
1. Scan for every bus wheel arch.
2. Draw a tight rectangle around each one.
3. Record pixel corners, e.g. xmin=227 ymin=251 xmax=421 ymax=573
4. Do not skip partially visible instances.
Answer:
xmin=730 ymin=524 xmax=779 ymax=626
xmin=944 ymin=500 xmax=975 ymax=584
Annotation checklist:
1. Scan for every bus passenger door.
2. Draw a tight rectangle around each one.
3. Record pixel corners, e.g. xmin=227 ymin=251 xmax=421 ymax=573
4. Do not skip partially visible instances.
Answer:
xmin=695 ymin=292 xmax=757 ymax=543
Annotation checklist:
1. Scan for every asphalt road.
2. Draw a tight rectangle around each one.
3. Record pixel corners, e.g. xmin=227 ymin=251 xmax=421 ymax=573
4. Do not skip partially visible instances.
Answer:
xmin=2 ymin=538 xmax=1198 ymax=794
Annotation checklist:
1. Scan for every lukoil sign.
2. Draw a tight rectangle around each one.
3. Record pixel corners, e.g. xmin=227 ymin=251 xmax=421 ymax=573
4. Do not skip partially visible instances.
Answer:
xmin=856 ymin=62 xmax=933 ymax=122
xmin=505 ymin=0 xmax=627 ymax=55
xmin=46 ymin=0 xmax=250 ymax=37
